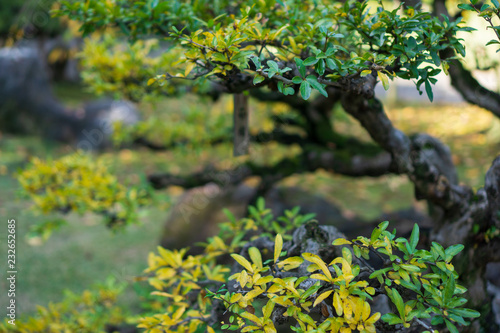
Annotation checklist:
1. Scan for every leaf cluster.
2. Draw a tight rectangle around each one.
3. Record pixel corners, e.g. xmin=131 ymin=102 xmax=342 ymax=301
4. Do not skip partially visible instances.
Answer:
xmin=0 ymin=278 xmax=127 ymax=333
xmin=459 ymin=0 xmax=500 ymax=53
xmin=17 ymin=152 xmax=154 ymax=234
xmin=140 ymin=200 xmax=479 ymax=333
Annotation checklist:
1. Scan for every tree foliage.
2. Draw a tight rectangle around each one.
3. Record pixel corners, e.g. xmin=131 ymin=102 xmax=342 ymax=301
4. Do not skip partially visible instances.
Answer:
xmin=11 ymin=0 xmax=500 ymax=332
xmin=57 ymin=0 xmax=473 ymax=102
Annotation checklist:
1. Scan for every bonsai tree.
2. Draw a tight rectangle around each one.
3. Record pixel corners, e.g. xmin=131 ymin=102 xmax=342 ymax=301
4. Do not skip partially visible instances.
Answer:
xmin=13 ymin=0 xmax=500 ymax=332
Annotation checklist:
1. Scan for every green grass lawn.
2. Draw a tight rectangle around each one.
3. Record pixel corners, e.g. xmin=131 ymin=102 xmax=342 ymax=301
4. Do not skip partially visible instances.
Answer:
xmin=1 ymin=84 xmax=499 ymax=320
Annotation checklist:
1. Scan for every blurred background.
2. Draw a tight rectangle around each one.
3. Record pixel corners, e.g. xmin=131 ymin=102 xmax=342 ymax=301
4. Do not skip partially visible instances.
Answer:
xmin=0 ymin=0 xmax=499 ymax=322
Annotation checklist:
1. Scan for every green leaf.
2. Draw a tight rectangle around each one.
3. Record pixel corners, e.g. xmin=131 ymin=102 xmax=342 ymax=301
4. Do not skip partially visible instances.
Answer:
xmin=267 ymin=60 xmax=279 ymax=71
xmin=431 ymin=315 xmax=444 ymax=325
xmin=253 ymin=75 xmax=265 ymax=85
xmin=118 ymin=22 xmax=130 ymax=36
xmin=316 ymin=59 xmax=325 ymax=76
xmin=300 ymin=81 xmax=312 ymax=100
xmin=306 ymin=76 xmax=328 ymax=97
xmin=390 ymin=288 xmax=405 ymax=320
xmin=379 ymin=221 xmax=389 ymax=232
xmin=370 ymin=226 xmax=382 ymax=243
xmin=292 ymin=76 xmax=303 ymax=84
xmin=277 ymin=81 xmax=284 ymax=93
xmin=325 ymin=58 xmax=337 ymax=70
xmin=381 ymin=313 xmax=404 ymax=325
xmin=251 ymin=56 xmax=262 ymax=69
xmin=295 ymin=58 xmax=306 ymax=77
xmin=445 ymin=244 xmax=464 ymax=261
xmin=432 ymin=242 xmax=446 ymax=259
xmin=458 ymin=3 xmax=475 ymax=11
xmin=445 ymin=319 xmax=459 ymax=333
xmin=409 ymin=224 xmax=419 ymax=252
xmin=486 ymin=39 xmax=500 ymax=46
xmin=443 ymin=274 xmax=455 ymax=305
xmin=424 ymin=80 xmax=433 ymax=102
xmin=303 ymin=57 xmax=318 ymax=66
xmin=451 ymin=308 xmax=481 ymax=318
xmin=448 ymin=297 xmax=468 ymax=308
xmin=353 ymin=245 xmax=361 ymax=258
xmin=369 ymin=267 xmax=391 ymax=279
xmin=399 ymin=264 xmax=420 ymax=272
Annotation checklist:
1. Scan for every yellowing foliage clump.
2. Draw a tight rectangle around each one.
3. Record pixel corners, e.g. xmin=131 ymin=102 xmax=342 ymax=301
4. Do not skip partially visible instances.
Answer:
xmin=138 ymin=200 xmax=479 ymax=333
xmin=18 ymin=152 xmax=153 ymax=235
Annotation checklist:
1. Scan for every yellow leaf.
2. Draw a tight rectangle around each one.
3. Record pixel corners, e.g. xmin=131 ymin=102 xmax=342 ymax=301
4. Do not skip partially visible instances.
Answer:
xmin=342 ymin=247 xmax=352 ymax=265
xmin=362 ymin=301 xmax=371 ymax=321
xmin=377 ymin=71 xmax=389 ymax=90
xmin=310 ymin=273 xmax=333 ymax=282
xmin=442 ymin=60 xmax=449 ymax=75
xmin=241 ymin=311 xmax=263 ymax=325
xmin=333 ymin=292 xmax=343 ymax=316
xmin=238 ymin=270 xmax=249 ymax=288
xmin=147 ymin=78 xmax=157 ymax=86
xmin=263 ymin=300 xmax=275 ymax=318
xmin=360 ymin=70 xmax=372 ymax=77
xmin=332 ymin=238 xmax=352 ymax=246
xmin=302 ymin=253 xmax=332 ymax=281
xmin=231 ymin=254 xmax=254 ymax=272
xmin=172 ymin=307 xmax=186 ymax=321
xmin=274 ymin=234 xmax=283 ymax=264
xmin=344 ymin=298 xmax=353 ymax=319
xmin=313 ymin=290 xmax=333 ymax=307
xmin=256 ymin=275 xmax=273 ymax=285
xmin=264 ymin=325 xmax=277 ymax=333
xmin=244 ymin=287 xmax=264 ymax=301
xmin=366 ymin=312 xmax=381 ymax=324
xmin=270 ymin=24 xmax=289 ymax=40
xmin=184 ymin=62 xmax=196 ymax=77
xmin=277 ymin=257 xmax=303 ymax=271
xmin=230 ymin=293 xmax=243 ymax=303
xmin=248 ymin=247 xmax=262 ymax=269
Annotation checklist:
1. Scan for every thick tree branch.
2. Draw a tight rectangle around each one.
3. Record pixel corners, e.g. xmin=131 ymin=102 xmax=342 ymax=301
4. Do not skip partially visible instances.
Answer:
xmin=132 ymin=129 xmax=309 ymax=151
xmin=340 ymin=93 xmax=473 ymax=218
xmin=148 ymin=150 xmax=395 ymax=190
xmin=434 ymin=0 xmax=500 ymax=118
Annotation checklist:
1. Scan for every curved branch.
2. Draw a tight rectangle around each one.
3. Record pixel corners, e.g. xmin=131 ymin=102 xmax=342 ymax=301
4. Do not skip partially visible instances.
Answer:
xmin=434 ymin=0 xmax=500 ymax=118
xmin=485 ymin=155 xmax=500 ymax=228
